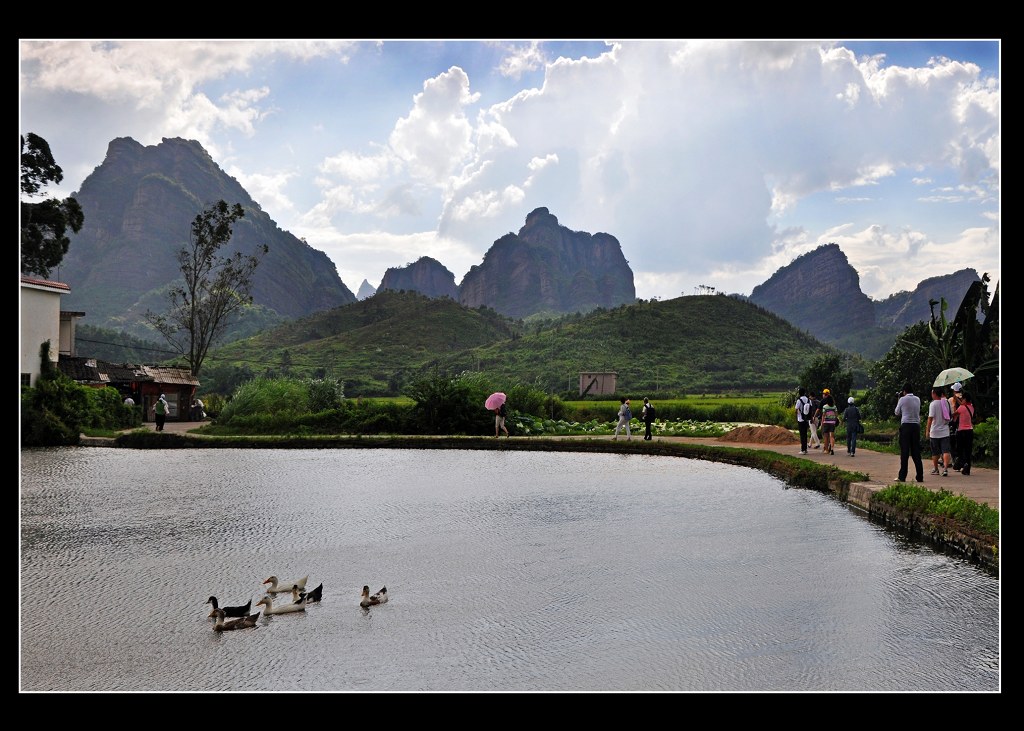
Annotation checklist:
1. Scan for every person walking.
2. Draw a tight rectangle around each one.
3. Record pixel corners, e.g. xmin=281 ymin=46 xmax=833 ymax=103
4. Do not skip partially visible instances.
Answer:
xmin=494 ymin=401 xmax=509 ymax=437
xmin=954 ymin=392 xmax=976 ymax=476
xmin=948 ymin=382 xmax=965 ymax=470
xmin=819 ymin=393 xmax=839 ymax=455
xmin=842 ymin=396 xmax=861 ymax=456
xmin=641 ymin=397 xmax=656 ymax=440
xmin=613 ymin=398 xmax=632 ymax=441
xmin=795 ymin=387 xmax=812 ymax=454
xmin=894 ymin=383 xmax=925 ymax=483
xmin=927 ymin=387 xmax=953 ymax=477
xmin=152 ymin=393 xmax=169 ymax=432
xmin=807 ymin=390 xmax=822 ymax=450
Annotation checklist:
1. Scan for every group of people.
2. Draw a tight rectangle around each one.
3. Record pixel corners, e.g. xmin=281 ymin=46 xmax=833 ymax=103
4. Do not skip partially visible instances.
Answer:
xmin=613 ymin=397 xmax=657 ymax=441
xmin=796 ymin=380 xmax=977 ymax=481
xmin=795 ymin=388 xmax=861 ymax=457
xmin=894 ymin=381 xmax=975 ymax=482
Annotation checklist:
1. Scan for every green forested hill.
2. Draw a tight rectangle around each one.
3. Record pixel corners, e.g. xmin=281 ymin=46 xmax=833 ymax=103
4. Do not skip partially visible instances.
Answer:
xmin=433 ymin=294 xmax=847 ymax=395
xmin=205 ymin=290 xmax=519 ymax=394
xmin=204 ymin=291 xmax=855 ymax=397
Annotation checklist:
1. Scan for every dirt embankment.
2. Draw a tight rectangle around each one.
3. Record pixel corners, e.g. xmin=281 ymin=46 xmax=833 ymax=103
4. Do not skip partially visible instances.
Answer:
xmin=718 ymin=425 xmax=800 ymax=445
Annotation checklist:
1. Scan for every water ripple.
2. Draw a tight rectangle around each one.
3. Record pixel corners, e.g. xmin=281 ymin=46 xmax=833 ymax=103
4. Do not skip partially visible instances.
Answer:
xmin=20 ymin=448 xmax=999 ymax=692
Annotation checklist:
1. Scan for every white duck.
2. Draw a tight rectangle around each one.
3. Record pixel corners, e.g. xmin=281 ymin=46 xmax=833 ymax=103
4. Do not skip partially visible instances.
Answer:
xmin=213 ymin=608 xmax=260 ymax=631
xmin=262 ymin=575 xmax=308 ymax=595
xmin=256 ymin=594 xmax=306 ymax=615
xmin=359 ymin=585 xmax=388 ymax=608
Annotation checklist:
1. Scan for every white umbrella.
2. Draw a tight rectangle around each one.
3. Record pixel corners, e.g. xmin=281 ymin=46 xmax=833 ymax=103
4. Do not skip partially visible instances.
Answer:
xmin=933 ymin=367 xmax=974 ymax=388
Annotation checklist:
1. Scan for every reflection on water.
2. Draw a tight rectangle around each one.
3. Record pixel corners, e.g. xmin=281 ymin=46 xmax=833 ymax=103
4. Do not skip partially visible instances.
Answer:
xmin=20 ymin=447 xmax=999 ymax=692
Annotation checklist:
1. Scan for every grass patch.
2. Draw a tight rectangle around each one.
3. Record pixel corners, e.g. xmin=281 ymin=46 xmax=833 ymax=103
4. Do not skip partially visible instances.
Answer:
xmin=874 ymin=482 xmax=999 ymax=539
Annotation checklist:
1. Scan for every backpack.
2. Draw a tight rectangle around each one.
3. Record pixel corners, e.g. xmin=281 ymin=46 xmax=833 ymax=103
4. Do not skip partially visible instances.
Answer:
xmin=498 ymin=403 xmax=507 ymax=417
xmin=645 ymin=403 xmax=655 ymax=421
xmin=800 ymin=396 xmax=812 ymax=418
xmin=624 ymin=405 xmax=632 ymax=420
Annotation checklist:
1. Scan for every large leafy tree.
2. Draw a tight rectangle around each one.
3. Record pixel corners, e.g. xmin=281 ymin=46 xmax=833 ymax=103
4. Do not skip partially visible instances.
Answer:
xmin=799 ymin=352 xmax=854 ymax=405
xmin=865 ymin=275 xmax=999 ymax=420
xmin=20 ymin=133 xmax=84 ymax=278
xmin=145 ymin=200 xmax=268 ymax=377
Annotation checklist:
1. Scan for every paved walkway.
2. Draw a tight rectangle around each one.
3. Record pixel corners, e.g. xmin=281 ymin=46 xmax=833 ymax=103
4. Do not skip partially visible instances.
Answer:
xmin=127 ymin=420 xmax=1000 ymax=511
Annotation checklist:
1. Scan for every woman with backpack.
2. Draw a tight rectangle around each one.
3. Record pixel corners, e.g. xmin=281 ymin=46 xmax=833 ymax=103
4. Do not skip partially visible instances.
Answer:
xmin=152 ymin=393 xmax=169 ymax=432
xmin=819 ymin=394 xmax=839 ymax=455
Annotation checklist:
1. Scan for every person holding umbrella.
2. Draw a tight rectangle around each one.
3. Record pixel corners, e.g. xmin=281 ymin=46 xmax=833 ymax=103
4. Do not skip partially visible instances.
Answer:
xmin=947 ymin=382 xmax=964 ymax=470
xmin=486 ymin=392 xmax=509 ymax=438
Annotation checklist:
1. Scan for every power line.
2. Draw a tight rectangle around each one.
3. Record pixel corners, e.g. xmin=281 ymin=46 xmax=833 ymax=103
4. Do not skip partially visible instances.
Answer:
xmin=75 ymin=336 xmax=178 ymax=355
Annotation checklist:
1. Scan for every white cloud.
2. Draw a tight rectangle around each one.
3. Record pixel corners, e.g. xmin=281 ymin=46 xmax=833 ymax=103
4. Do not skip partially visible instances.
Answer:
xmin=388 ymin=66 xmax=479 ymax=183
xmin=21 ymin=40 xmax=999 ymax=306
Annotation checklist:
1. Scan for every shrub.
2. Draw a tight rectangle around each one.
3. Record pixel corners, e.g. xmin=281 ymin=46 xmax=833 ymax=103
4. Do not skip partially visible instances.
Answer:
xmin=306 ymin=377 xmax=344 ymax=412
xmin=218 ymin=377 xmax=310 ymax=424
xmin=403 ymin=370 xmax=492 ymax=435
xmin=972 ymin=417 xmax=999 ymax=462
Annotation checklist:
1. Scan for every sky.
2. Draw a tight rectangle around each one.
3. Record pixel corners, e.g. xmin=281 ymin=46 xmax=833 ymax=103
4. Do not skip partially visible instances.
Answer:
xmin=19 ymin=39 xmax=1000 ymax=303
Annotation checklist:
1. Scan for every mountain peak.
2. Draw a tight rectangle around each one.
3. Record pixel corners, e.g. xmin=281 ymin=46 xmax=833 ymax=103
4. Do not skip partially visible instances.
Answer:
xmin=459 ymin=208 xmax=635 ymax=319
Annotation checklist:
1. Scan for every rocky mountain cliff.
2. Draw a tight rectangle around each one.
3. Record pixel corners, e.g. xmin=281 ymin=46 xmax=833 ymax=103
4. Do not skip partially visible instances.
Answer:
xmin=749 ymin=240 xmax=978 ymax=339
xmin=59 ymin=137 xmax=355 ymax=339
xmin=378 ymin=256 xmax=458 ymax=299
xmin=875 ymin=268 xmax=982 ymax=328
xmin=748 ymin=244 xmax=876 ymax=340
xmin=458 ymin=207 xmax=635 ymax=319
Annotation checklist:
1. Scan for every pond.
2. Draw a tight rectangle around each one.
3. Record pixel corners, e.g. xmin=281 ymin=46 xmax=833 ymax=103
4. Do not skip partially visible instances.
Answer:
xmin=19 ymin=447 xmax=1000 ymax=692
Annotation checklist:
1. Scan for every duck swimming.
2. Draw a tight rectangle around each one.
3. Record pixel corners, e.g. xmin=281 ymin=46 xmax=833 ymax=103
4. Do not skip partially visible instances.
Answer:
xmin=256 ymin=594 xmax=306 ymax=615
xmin=292 ymin=582 xmax=323 ymax=604
xmin=359 ymin=585 xmax=388 ymax=608
xmin=205 ymin=596 xmax=252 ymax=619
xmin=212 ymin=608 xmax=260 ymax=631
xmin=262 ymin=575 xmax=308 ymax=595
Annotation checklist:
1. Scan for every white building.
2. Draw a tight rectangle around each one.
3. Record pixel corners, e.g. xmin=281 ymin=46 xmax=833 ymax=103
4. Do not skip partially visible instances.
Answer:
xmin=20 ymin=275 xmax=83 ymax=388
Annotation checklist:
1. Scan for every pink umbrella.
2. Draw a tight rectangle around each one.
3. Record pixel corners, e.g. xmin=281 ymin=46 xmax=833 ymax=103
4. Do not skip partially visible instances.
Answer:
xmin=485 ymin=392 xmax=506 ymax=410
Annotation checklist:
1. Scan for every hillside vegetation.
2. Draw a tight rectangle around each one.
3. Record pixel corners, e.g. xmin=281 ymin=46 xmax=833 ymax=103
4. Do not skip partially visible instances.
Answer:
xmin=432 ymin=294 xmax=853 ymax=395
xmin=203 ymin=291 xmax=857 ymax=398
xmin=205 ymin=290 xmax=518 ymax=395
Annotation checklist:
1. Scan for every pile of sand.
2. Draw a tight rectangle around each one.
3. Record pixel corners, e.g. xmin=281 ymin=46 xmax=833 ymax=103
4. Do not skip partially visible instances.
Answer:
xmin=718 ymin=425 xmax=800 ymax=444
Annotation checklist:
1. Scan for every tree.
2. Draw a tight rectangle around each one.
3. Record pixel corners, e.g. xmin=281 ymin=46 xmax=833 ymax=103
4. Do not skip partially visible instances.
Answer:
xmin=145 ymin=200 xmax=268 ymax=377
xmin=799 ymin=352 xmax=853 ymax=405
xmin=894 ymin=274 xmax=999 ymax=418
xmin=864 ymin=275 xmax=1000 ymax=420
xmin=20 ymin=133 xmax=84 ymax=278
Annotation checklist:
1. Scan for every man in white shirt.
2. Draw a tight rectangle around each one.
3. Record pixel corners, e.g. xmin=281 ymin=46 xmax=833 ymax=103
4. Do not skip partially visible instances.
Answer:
xmin=894 ymin=382 xmax=924 ymax=483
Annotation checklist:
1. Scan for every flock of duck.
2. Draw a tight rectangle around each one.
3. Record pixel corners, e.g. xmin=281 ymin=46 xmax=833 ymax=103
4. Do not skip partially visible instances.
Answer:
xmin=205 ymin=575 xmax=387 ymax=632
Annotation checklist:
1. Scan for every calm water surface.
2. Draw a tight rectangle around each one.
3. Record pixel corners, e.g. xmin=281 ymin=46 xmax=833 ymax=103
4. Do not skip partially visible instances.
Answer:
xmin=20 ymin=447 xmax=999 ymax=692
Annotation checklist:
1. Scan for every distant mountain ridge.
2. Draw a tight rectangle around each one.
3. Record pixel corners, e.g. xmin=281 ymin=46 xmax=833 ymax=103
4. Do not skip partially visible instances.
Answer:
xmin=747 ymin=243 xmax=982 ymax=358
xmin=59 ymin=137 xmax=356 ymax=340
xmin=56 ymin=137 xmax=983 ymax=366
